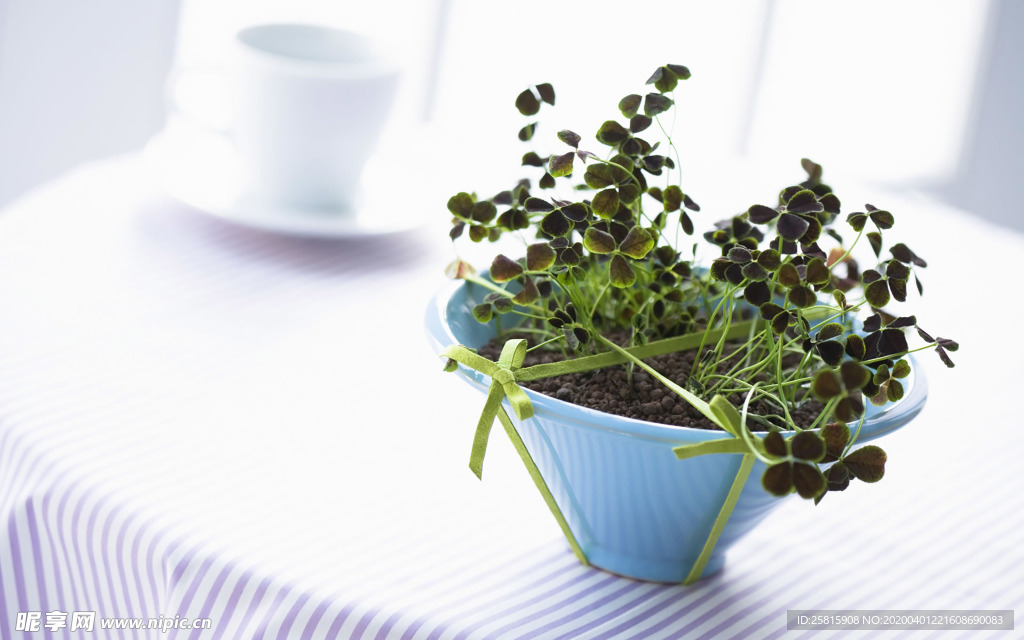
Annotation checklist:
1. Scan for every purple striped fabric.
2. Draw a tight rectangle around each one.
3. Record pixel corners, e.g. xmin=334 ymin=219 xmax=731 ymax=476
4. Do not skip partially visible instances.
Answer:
xmin=0 ymin=156 xmax=1020 ymax=639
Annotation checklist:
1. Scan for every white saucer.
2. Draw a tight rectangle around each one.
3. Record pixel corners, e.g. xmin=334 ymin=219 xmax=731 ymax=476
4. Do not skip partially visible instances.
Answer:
xmin=144 ymin=125 xmax=427 ymax=238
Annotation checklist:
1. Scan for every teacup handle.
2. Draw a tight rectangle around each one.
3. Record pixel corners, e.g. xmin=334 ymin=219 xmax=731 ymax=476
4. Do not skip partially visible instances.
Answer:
xmin=164 ymin=65 xmax=232 ymax=137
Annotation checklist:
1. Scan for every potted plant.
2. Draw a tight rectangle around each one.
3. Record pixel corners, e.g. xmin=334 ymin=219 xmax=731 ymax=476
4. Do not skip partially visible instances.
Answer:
xmin=425 ymin=64 xmax=957 ymax=584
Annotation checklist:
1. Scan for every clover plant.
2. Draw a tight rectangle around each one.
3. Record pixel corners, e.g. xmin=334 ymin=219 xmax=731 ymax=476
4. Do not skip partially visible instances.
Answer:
xmin=441 ymin=64 xmax=957 ymax=506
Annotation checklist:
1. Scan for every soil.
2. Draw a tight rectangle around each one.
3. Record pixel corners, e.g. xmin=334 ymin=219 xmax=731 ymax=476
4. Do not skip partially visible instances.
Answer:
xmin=478 ymin=333 xmax=823 ymax=431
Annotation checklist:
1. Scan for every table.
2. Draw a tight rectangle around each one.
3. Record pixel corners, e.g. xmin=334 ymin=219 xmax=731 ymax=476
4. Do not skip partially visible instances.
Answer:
xmin=0 ymin=155 xmax=1019 ymax=639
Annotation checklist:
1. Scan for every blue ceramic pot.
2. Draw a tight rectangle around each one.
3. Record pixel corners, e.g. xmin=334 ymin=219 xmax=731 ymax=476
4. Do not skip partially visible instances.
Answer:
xmin=426 ymin=279 xmax=927 ymax=583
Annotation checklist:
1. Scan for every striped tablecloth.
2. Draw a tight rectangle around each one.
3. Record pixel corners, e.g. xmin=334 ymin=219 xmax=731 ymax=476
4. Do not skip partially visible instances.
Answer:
xmin=0 ymin=155 xmax=1019 ymax=639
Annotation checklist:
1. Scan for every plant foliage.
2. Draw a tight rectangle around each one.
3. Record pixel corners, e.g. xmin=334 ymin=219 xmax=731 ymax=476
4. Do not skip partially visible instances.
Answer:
xmin=442 ymin=65 xmax=956 ymax=503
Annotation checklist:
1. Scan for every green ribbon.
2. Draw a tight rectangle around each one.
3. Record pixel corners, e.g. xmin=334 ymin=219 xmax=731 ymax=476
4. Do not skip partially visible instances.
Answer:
xmin=441 ymin=319 xmax=764 ymax=580
xmin=464 ymin=339 xmax=533 ymax=479
xmin=442 ymin=339 xmax=588 ymax=564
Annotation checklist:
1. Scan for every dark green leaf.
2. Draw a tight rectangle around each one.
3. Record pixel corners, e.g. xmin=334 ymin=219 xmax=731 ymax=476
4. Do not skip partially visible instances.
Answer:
xmin=821 ymin=422 xmax=850 ymax=462
xmin=805 ymin=257 xmax=830 ymax=285
xmin=863 ymin=313 xmax=883 ymax=332
xmin=650 ymin=65 xmax=677 ymax=92
xmin=826 ymin=462 xmax=851 ymax=491
xmin=468 ymin=225 xmax=487 ymax=242
xmin=889 ymin=278 xmax=908 ymax=302
xmin=536 ymin=83 xmax=555 ymax=105
xmin=760 ymin=302 xmax=784 ymax=321
xmin=472 ymin=303 xmax=493 ymax=323
xmin=786 ymin=190 xmax=824 ymax=214
xmin=817 ymin=323 xmax=844 ymax=341
xmin=584 ymin=164 xmax=615 ymax=189
xmin=492 ymin=296 xmax=513 ymax=313
xmin=630 ymin=115 xmax=653 ymax=133
xmin=526 ymin=243 xmax=556 ymax=271
xmin=847 ymin=212 xmax=867 ymax=232
xmin=644 ymin=93 xmax=673 ymax=117
xmin=514 ymin=277 xmax=540 ymax=304
xmin=618 ymin=183 xmax=641 ymax=205
xmin=748 ymin=204 xmax=778 ymax=224
xmin=667 ymin=64 xmax=691 ymax=79
xmin=892 ymin=359 xmax=911 ymax=378
xmin=886 ymin=378 xmax=904 ymax=402
xmin=793 ymin=463 xmax=826 ymax=499
xmin=885 ymin=260 xmax=911 ymax=280
xmin=583 ymin=227 xmax=616 ymax=254
xmin=725 ymin=263 xmax=745 ymax=285
xmin=515 ymin=88 xmax=540 ymax=116
xmin=867 ymin=231 xmax=883 ymax=258
xmin=792 ymin=432 xmax=826 ymax=462
xmin=663 ymin=185 xmax=683 ymax=212
xmin=801 ymin=158 xmax=823 ymax=182
xmin=788 ymin=285 xmax=816 ymax=308
xmin=833 ymin=289 xmax=849 ymax=309
xmin=865 ymin=280 xmax=890 ymax=308
xmin=490 ymin=255 xmax=523 ymax=282
xmin=621 ymin=136 xmax=643 ymax=156
xmin=680 ymin=211 xmax=694 ymax=235
xmin=518 ymin=123 xmax=536 ymax=141
xmin=548 ymin=151 xmax=573 ymax=177
xmin=840 ymin=360 xmax=870 ymax=390
xmin=819 ymin=193 xmax=841 ymax=215
xmin=728 ymin=246 xmax=752 ymax=263
xmin=762 ymin=463 xmax=793 ymax=496
xmin=812 ymin=370 xmax=843 ymax=400
xmin=539 ymin=172 xmax=556 ymax=189
xmin=541 ymin=210 xmax=571 ymax=237
xmin=710 ymin=258 xmax=730 ymax=281
xmin=777 ymin=213 xmax=811 ymax=241
xmin=683 ymin=194 xmax=700 ymax=211
xmin=844 ymin=445 xmax=886 ymax=482
xmin=609 ymin=254 xmax=636 ymax=288
xmin=520 ymin=151 xmax=544 ymax=166
xmin=771 ymin=310 xmax=792 ymax=333
xmin=778 ymin=262 xmax=801 ymax=287
xmin=764 ymin=431 xmax=787 ymax=457
xmin=936 ymin=345 xmax=955 ymax=368
xmin=492 ymin=191 xmax=513 ymax=205
xmin=744 ymin=281 xmax=771 ymax=306
xmin=835 ymin=393 xmax=865 ymax=422
xmin=742 ymin=262 xmax=769 ymax=282
xmin=619 ymin=94 xmax=642 ymax=118
xmin=449 ymin=222 xmax=465 ymax=240
xmin=525 ymin=197 xmax=554 ymax=213
xmin=596 ymin=121 xmax=630 ymax=146
xmin=447 ymin=192 xmax=474 ymax=219
xmin=891 ymin=242 xmax=926 ymax=267
xmin=757 ymin=249 xmax=782 ymax=270
xmin=557 ymin=130 xmax=581 ymax=148
xmin=471 ymin=201 xmax=497 ymax=223
xmin=870 ymin=210 xmax=894 ymax=229
xmin=592 ymin=189 xmax=619 ymax=218
xmin=888 ymin=315 xmax=917 ymax=328
xmin=816 ymin=341 xmax=845 ymax=367
xmin=620 ymin=226 xmax=655 ymax=259
xmin=561 ymin=202 xmax=589 ymax=222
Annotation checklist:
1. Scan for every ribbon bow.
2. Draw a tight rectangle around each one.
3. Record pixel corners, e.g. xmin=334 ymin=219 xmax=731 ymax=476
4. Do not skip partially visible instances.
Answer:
xmin=442 ymin=339 xmax=534 ymax=478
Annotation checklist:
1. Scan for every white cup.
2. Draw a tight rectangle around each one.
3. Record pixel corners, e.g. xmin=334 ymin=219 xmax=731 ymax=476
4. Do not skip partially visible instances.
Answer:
xmin=172 ymin=24 xmax=400 ymax=214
